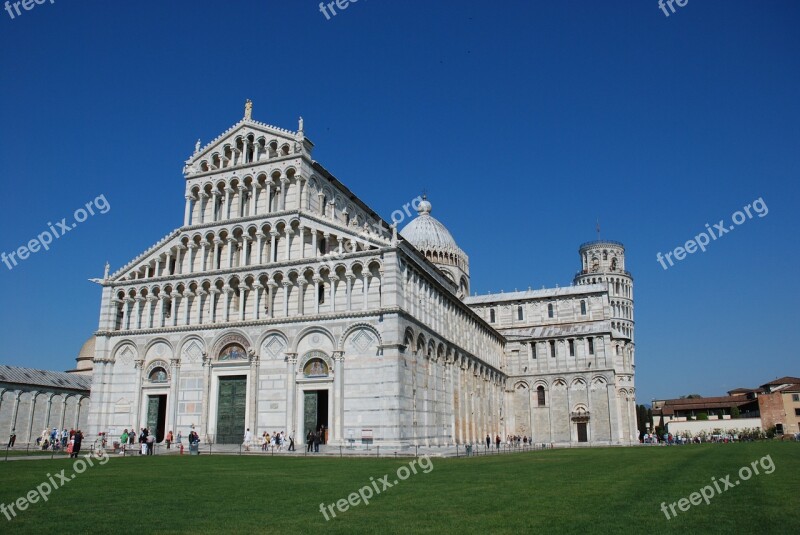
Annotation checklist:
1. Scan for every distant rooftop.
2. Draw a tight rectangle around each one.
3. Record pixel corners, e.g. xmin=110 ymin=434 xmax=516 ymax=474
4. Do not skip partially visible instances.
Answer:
xmin=0 ymin=365 xmax=91 ymax=392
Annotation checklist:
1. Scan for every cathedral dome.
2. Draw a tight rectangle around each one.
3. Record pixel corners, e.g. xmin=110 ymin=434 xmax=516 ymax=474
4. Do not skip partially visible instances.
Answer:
xmin=401 ymin=197 xmax=470 ymax=298
xmin=72 ymin=336 xmax=95 ymax=374
xmin=400 ymin=198 xmax=460 ymax=254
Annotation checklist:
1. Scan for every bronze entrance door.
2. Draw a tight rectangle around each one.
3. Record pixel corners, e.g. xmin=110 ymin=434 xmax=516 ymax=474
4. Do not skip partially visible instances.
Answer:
xmin=146 ymin=395 xmax=167 ymax=442
xmin=216 ymin=376 xmax=247 ymax=444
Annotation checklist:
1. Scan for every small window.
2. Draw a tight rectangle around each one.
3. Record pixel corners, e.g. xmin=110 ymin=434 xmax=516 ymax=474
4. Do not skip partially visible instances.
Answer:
xmin=548 ymin=303 xmax=554 ymax=318
xmin=318 ymin=284 xmax=325 ymax=304
xmin=580 ymin=300 xmax=586 ymax=315
xmin=588 ymin=338 xmax=595 ymax=355
xmin=568 ymin=340 xmax=575 ymax=357
xmin=775 ymin=423 xmax=784 ymax=435
xmin=517 ymin=306 xmax=523 ymax=321
xmin=793 ymin=394 xmax=799 ymax=402
xmin=537 ymin=386 xmax=546 ymax=407
xmin=489 ymin=309 xmax=496 ymax=323
xmin=530 ymin=343 xmax=537 ymax=359
xmin=794 ymin=408 xmax=800 ymax=416
xmin=616 ymin=345 xmax=621 ymax=356
xmin=549 ymin=340 xmax=556 ymax=358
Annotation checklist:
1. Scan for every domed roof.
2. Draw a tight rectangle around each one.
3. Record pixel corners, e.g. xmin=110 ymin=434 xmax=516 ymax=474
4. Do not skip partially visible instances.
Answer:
xmin=74 ymin=336 xmax=95 ymax=372
xmin=400 ymin=198 xmax=461 ymax=253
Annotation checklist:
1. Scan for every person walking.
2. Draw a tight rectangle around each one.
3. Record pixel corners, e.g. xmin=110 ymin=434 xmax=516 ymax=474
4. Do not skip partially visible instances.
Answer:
xmin=306 ymin=431 xmax=313 ymax=452
xmin=313 ymin=431 xmax=321 ymax=453
xmin=495 ymin=435 xmax=501 ymax=450
xmin=243 ymin=428 xmax=252 ymax=452
xmin=485 ymin=434 xmax=491 ymax=449
xmin=288 ymin=432 xmax=295 ymax=452
xmin=166 ymin=430 xmax=173 ymax=450
xmin=7 ymin=430 xmax=16 ymax=448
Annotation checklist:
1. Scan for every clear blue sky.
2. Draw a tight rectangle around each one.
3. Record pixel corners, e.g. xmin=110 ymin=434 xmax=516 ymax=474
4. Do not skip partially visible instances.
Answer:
xmin=0 ymin=1 xmax=797 ymax=404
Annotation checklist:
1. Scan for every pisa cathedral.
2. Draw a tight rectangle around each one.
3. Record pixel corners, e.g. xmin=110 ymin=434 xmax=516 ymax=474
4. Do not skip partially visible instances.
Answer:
xmin=83 ymin=102 xmax=637 ymax=448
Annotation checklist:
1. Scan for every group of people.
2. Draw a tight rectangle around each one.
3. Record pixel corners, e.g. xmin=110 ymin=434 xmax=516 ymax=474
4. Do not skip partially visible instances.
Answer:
xmin=243 ymin=429 xmax=295 ymax=452
xmin=31 ymin=428 xmax=87 ymax=455
xmin=306 ymin=428 xmax=326 ymax=452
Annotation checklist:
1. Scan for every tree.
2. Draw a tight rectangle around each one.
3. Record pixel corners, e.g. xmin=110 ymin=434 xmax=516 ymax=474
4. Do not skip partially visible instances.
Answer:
xmin=697 ymin=412 xmax=709 ymax=421
xmin=730 ymin=406 xmax=741 ymax=419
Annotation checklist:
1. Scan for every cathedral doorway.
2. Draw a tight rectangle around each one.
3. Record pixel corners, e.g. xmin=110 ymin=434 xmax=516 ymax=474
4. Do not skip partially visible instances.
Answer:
xmin=146 ymin=395 xmax=167 ymax=442
xmin=216 ymin=376 xmax=247 ymax=444
xmin=303 ymin=390 xmax=329 ymax=443
xmin=577 ymin=422 xmax=588 ymax=443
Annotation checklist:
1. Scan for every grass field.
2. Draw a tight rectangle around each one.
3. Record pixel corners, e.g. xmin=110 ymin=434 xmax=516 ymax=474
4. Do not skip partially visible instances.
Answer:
xmin=1 ymin=442 xmax=797 ymax=534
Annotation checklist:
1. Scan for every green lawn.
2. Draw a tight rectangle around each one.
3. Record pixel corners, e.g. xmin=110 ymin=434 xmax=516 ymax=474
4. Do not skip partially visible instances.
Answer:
xmin=0 ymin=442 xmax=797 ymax=534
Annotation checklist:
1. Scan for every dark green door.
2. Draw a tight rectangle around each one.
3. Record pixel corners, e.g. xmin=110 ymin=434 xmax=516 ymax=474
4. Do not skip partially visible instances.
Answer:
xmin=216 ymin=376 xmax=247 ymax=444
xmin=304 ymin=391 xmax=318 ymax=440
xmin=146 ymin=395 xmax=167 ymax=442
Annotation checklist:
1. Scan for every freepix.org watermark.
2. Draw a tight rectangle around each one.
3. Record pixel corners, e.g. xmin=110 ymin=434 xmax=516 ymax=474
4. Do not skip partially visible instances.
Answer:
xmin=319 ymin=455 xmax=434 ymax=521
xmin=318 ymin=0 xmax=366 ymax=21
xmin=1 ymin=194 xmax=111 ymax=272
xmin=660 ymin=454 xmax=775 ymax=520
xmin=4 ymin=0 xmax=55 ymax=20
xmin=1 ymin=449 xmax=110 ymax=522
xmin=656 ymin=197 xmax=768 ymax=271
xmin=658 ymin=0 xmax=688 ymax=18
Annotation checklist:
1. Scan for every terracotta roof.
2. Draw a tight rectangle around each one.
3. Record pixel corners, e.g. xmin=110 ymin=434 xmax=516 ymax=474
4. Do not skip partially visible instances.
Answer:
xmin=761 ymin=376 xmax=800 ymax=387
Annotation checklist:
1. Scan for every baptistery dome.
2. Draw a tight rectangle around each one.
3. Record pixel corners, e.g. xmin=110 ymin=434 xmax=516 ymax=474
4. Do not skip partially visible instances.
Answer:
xmin=401 ymin=197 xmax=470 ymax=298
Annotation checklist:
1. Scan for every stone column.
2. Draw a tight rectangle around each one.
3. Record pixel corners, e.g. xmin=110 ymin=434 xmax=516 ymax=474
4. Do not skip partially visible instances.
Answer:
xmin=251 ymin=283 xmax=262 ymax=320
xmin=297 ymin=280 xmax=306 ymax=315
xmin=183 ymin=291 xmax=193 ymax=325
xmin=184 ymin=195 xmax=193 ymax=226
xmin=311 ymin=230 xmax=318 ymax=258
xmin=170 ymin=294 xmax=178 ymax=327
xmin=251 ymin=183 xmax=259 ymax=216
xmin=212 ymin=190 xmax=222 ymax=222
xmin=256 ymin=232 xmax=265 ymax=265
xmin=225 ymin=187 xmax=235 ymax=219
xmin=194 ymin=290 xmax=206 ymax=324
xmin=267 ymin=282 xmax=278 ymax=319
xmin=199 ymin=192 xmax=209 ymax=224
xmin=187 ymin=243 xmax=197 ymax=274
xmin=133 ymin=359 xmax=144 ymax=431
xmin=241 ymin=237 xmax=251 ymax=267
xmin=222 ymin=286 xmax=232 ymax=323
xmin=284 ymin=229 xmax=293 ymax=262
xmin=169 ymin=358 xmax=180 ymax=435
xmin=265 ymin=183 xmax=272 ymax=213
xmin=249 ymin=353 xmax=259 ymax=432
xmin=329 ymin=275 xmax=337 ymax=313
xmin=227 ymin=238 xmax=236 ymax=269
xmin=269 ymin=231 xmax=278 ymax=263
xmin=313 ymin=277 xmax=323 ymax=315
xmin=280 ymin=178 xmax=289 ymax=210
xmin=237 ymin=184 xmax=247 ymax=218
xmin=345 ymin=273 xmax=354 ymax=310
xmin=200 ymin=355 xmax=212 ymax=442
xmin=285 ymin=353 xmax=298 ymax=436
xmin=363 ymin=274 xmax=371 ymax=311
xmin=282 ymin=282 xmax=291 ymax=317
xmin=297 ymin=226 xmax=305 ymax=259
xmin=332 ymin=351 xmax=344 ymax=443
xmin=238 ymin=287 xmax=246 ymax=321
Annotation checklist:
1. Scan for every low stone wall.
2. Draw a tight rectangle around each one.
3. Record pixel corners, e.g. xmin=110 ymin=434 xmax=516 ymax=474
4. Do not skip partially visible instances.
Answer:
xmin=666 ymin=417 xmax=761 ymax=436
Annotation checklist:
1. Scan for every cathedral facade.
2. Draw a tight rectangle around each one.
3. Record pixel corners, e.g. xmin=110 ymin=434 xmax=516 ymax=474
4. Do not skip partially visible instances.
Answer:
xmin=86 ymin=104 xmax=637 ymax=448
